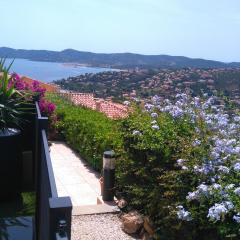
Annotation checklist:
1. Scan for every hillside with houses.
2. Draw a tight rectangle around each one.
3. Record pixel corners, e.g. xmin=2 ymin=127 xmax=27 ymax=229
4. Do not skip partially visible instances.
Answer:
xmin=54 ymin=68 xmax=240 ymax=104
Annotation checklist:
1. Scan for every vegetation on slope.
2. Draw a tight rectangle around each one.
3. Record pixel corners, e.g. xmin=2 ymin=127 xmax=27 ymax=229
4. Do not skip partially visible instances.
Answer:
xmin=48 ymin=93 xmax=240 ymax=239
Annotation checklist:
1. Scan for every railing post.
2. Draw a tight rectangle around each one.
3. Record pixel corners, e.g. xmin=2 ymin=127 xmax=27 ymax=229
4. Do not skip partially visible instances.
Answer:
xmin=35 ymin=113 xmax=48 ymax=240
xmin=34 ymin=101 xmax=72 ymax=240
xmin=49 ymin=197 xmax=72 ymax=240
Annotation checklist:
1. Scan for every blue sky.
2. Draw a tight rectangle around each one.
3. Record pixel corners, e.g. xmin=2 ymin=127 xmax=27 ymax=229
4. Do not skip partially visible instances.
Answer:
xmin=1 ymin=0 xmax=240 ymax=62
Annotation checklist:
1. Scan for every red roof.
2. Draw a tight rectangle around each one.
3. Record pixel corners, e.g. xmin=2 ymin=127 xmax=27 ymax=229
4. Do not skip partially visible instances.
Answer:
xmin=59 ymin=92 xmax=129 ymax=119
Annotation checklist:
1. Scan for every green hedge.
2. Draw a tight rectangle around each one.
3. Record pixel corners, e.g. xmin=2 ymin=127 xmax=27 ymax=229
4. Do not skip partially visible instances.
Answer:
xmin=47 ymin=94 xmax=122 ymax=170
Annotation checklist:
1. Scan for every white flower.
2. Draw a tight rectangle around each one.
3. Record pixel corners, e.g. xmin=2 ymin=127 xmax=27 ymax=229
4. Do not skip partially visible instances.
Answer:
xmin=123 ymin=101 xmax=130 ymax=106
xmin=152 ymin=124 xmax=159 ymax=130
xmin=176 ymin=206 xmax=192 ymax=221
xmin=151 ymin=112 xmax=158 ymax=118
xmin=176 ymin=159 xmax=186 ymax=167
xmin=233 ymin=116 xmax=240 ymax=122
xmin=233 ymin=214 xmax=240 ymax=223
xmin=212 ymin=183 xmax=221 ymax=190
xmin=234 ymin=187 xmax=240 ymax=196
xmin=225 ymin=184 xmax=235 ymax=190
xmin=132 ymin=130 xmax=141 ymax=136
xmin=224 ymin=201 xmax=234 ymax=210
xmin=151 ymin=120 xmax=157 ymax=124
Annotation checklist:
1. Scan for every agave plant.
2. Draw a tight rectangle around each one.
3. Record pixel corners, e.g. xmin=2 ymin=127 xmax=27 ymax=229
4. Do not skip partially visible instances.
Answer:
xmin=0 ymin=59 xmax=31 ymax=131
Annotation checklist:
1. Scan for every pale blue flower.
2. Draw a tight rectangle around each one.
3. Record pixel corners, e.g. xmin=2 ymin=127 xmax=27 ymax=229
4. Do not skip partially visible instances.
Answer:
xmin=186 ymin=191 xmax=198 ymax=201
xmin=152 ymin=124 xmax=159 ymax=130
xmin=145 ymin=103 xmax=154 ymax=111
xmin=234 ymin=187 xmax=240 ymax=196
xmin=207 ymin=203 xmax=228 ymax=221
xmin=225 ymin=184 xmax=235 ymax=190
xmin=233 ymin=215 xmax=240 ymax=223
xmin=233 ymin=162 xmax=240 ymax=171
xmin=176 ymin=159 xmax=186 ymax=167
xmin=132 ymin=130 xmax=141 ymax=136
xmin=218 ymin=166 xmax=230 ymax=174
xmin=192 ymin=139 xmax=201 ymax=147
xmin=176 ymin=206 xmax=192 ymax=221
xmin=151 ymin=112 xmax=158 ymax=118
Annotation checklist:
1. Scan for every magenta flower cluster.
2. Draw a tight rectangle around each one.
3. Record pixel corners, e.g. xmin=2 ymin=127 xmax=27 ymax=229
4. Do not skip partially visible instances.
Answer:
xmin=39 ymin=98 xmax=56 ymax=116
xmin=10 ymin=73 xmax=55 ymax=116
xmin=11 ymin=73 xmax=46 ymax=96
xmin=11 ymin=73 xmax=26 ymax=90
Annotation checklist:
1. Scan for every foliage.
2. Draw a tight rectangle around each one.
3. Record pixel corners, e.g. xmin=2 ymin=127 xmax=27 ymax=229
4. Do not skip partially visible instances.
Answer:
xmin=49 ymin=92 xmax=240 ymax=239
xmin=46 ymin=94 xmax=122 ymax=170
xmin=10 ymin=72 xmax=56 ymax=117
xmin=0 ymin=59 xmax=32 ymax=131
xmin=118 ymin=94 xmax=240 ymax=239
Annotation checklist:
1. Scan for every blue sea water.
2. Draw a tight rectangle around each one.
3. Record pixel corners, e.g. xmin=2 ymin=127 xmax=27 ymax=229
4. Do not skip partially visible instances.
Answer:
xmin=4 ymin=58 xmax=112 ymax=82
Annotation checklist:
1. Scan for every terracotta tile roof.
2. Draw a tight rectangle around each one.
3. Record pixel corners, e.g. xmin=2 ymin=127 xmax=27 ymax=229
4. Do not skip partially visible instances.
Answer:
xmin=59 ymin=91 xmax=129 ymax=119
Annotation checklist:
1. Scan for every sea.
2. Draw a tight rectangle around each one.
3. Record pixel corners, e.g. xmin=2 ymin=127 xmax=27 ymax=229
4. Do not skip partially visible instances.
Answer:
xmin=4 ymin=58 xmax=113 ymax=83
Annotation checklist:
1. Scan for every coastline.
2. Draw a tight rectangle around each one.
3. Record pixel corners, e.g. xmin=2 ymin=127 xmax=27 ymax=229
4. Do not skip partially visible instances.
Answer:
xmin=61 ymin=62 xmax=122 ymax=71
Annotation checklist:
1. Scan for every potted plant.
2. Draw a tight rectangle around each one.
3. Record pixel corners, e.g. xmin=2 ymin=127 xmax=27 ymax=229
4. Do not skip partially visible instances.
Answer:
xmin=0 ymin=59 xmax=30 ymax=199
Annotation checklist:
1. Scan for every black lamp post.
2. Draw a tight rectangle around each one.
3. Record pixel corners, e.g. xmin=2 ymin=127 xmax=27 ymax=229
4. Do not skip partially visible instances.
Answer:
xmin=102 ymin=150 xmax=115 ymax=201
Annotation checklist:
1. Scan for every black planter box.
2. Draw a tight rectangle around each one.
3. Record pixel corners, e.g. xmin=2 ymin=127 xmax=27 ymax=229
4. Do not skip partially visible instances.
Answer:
xmin=0 ymin=129 xmax=22 ymax=200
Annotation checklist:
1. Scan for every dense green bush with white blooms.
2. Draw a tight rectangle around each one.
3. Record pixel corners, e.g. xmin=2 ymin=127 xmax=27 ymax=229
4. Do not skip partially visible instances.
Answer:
xmin=49 ymin=93 xmax=240 ymax=239
xmin=119 ymin=94 xmax=240 ymax=239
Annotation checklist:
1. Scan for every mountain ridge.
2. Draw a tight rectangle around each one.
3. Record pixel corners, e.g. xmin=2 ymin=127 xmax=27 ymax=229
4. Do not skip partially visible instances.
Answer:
xmin=0 ymin=47 xmax=239 ymax=69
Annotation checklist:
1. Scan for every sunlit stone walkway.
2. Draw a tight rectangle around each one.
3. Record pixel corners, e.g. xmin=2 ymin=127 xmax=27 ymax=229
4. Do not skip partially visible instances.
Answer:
xmin=50 ymin=142 xmax=136 ymax=239
xmin=50 ymin=141 xmax=101 ymax=207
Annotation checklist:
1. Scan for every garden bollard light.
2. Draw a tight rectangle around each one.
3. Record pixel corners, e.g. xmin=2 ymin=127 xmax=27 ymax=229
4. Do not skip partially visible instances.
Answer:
xmin=102 ymin=150 xmax=115 ymax=201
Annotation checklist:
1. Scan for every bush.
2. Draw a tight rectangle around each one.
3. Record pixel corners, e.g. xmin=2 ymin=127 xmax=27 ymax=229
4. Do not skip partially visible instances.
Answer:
xmin=47 ymin=94 xmax=122 ymax=170
xmin=119 ymin=94 xmax=240 ymax=240
xmin=118 ymin=102 xmax=199 ymax=239
xmin=48 ymin=93 xmax=240 ymax=239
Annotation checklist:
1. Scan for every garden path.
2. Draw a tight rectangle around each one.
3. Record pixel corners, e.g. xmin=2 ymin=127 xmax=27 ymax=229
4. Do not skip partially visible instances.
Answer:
xmin=50 ymin=141 xmax=138 ymax=239
xmin=50 ymin=141 xmax=101 ymax=206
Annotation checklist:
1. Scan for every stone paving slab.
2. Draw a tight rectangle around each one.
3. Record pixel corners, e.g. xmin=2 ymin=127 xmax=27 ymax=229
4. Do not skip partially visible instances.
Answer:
xmin=72 ymin=203 xmax=120 ymax=216
xmin=50 ymin=141 xmax=101 ymax=207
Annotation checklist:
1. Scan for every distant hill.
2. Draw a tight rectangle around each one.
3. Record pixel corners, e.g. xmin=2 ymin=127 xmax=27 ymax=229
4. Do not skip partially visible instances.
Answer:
xmin=0 ymin=47 xmax=240 ymax=69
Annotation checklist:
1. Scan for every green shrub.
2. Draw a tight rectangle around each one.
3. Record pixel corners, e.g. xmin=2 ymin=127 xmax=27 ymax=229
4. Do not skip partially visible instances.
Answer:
xmin=47 ymin=94 xmax=122 ymax=170
xmin=117 ymin=107 xmax=201 ymax=239
xmin=48 ymin=93 xmax=240 ymax=239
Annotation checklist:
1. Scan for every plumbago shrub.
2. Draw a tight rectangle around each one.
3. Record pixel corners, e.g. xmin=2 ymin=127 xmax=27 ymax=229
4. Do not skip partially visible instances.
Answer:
xmin=118 ymin=94 xmax=240 ymax=240
xmin=46 ymin=94 xmax=122 ymax=170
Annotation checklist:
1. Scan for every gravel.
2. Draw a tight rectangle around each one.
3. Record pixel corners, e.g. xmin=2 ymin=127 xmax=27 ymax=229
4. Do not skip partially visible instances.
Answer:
xmin=71 ymin=213 xmax=140 ymax=240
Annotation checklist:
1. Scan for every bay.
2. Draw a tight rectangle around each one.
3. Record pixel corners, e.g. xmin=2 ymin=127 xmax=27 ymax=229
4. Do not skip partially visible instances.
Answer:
xmin=4 ymin=58 xmax=112 ymax=82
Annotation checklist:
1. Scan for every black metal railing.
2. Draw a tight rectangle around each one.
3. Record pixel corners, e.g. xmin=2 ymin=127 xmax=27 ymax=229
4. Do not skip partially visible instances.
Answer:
xmin=35 ymin=102 xmax=72 ymax=240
